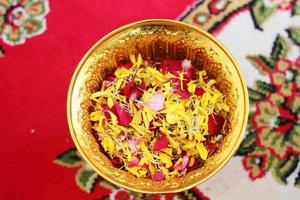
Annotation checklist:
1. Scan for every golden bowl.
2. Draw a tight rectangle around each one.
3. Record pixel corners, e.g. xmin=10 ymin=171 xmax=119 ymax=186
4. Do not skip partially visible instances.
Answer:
xmin=67 ymin=19 xmax=249 ymax=193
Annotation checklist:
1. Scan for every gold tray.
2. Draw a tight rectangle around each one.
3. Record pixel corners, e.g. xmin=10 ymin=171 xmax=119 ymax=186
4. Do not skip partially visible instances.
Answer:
xmin=67 ymin=19 xmax=249 ymax=193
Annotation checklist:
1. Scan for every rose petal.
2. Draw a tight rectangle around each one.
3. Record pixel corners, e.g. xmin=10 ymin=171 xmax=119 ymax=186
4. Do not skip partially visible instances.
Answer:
xmin=111 ymin=157 xmax=124 ymax=168
xmin=111 ymin=103 xmax=132 ymax=126
xmin=152 ymin=134 xmax=169 ymax=151
xmin=181 ymin=59 xmax=192 ymax=71
xmin=195 ymin=87 xmax=204 ymax=96
xmin=102 ymin=104 xmax=111 ymax=120
xmin=208 ymin=113 xmax=225 ymax=135
xmin=148 ymin=93 xmax=165 ymax=111
xmin=162 ymin=59 xmax=181 ymax=75
xmin=170 ymin=78 xmax=180 ymax=86
xmin=121 ymin=80 xmax=142 ymax=100
xmin=128 ymin=156 xmax=140 ymax=167
xmin=184 ymin=67 xmax=196 ymax=80
xmin=119 ymin=133 xmax=126 ymax=141
xmin=173 ymin=88 xmax=191 ymax=99
xmin=206 ymin=142 xmax=217 ymax=156
xmin=152 ymin=171 xmax=165 ymax=181
xmin=128 ymin=139 xmax=138 ymax=153
xmin=176 ymin=156 xmax=189 ymax=171
xmin=139 ymin=81 xmax=146 ymax=91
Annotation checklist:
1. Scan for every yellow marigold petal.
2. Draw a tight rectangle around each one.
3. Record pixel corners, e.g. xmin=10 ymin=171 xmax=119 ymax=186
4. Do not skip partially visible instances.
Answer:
xmin=90 ymin=111 xmax=103 ymax=121
xmin=156 ymin=153 xmax=172 ymax=168
xmin=187 ymin=81 xmax=197 ymax=93
xmin=90 ymin=90 xmax=110 ymax=99
xmin=188 ymin=157 xmax=195 ymax=167
xmin=107 ymin=97 xmax=114 ymax=108
xmin=101 ymin=134 xmax=115 ymax=154
xmin=107 ymin=111 xmax=118 ymax=125
xmin=196 ymin=143 xmax=208 ymax=160
xmin=166 ymin=113 xmax=177 ymax=124
xmin=193 ymin=132 xmax=206 ymax=142
xmin=114 ymin=67 xmax=130 ymax=78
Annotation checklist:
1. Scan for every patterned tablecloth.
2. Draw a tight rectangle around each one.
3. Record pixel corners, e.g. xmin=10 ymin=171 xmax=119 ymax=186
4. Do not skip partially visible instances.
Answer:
xmin=1 ymin=0 xmax=300 ymax=199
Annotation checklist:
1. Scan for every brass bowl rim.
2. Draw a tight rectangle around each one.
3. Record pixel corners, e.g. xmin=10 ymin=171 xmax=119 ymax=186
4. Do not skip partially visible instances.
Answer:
xmin=67 ymin=19 xmax=249 ymax=193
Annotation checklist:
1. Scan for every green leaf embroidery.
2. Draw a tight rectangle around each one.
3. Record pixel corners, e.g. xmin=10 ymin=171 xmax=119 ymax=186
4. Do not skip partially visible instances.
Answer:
xmin=292 ymin=0 xmax=300 ymax=16
xmin=255 ymin=80 xmax=275 ymax=94
xmin=286 ymin=26 xmax=300 ymax=46
xmin=54 ymin=148 xmax=82 ymax=167
xmin=76 ymin=168 xmax=99 ymax=193
xmin=271 ymin=35 xmax=290 ymax=61
xmin=248 ymin=87 xmax=266 ymax=103
xmin=236 ymin=131 xmax=257 ymax=155
xmin=272 ymin=156 xmax=299 ymax=184
xmin=99 ymin=178 xmax=118 ymax=191
xmin=295 ymin=168 xmax=300 ymax=188
xmin=101 ymin=195 xmax=111 ymax=200
xmin=0 ymin=46 xmax=4 ymax=57
xmin=247 ymin=55 xmax=275 ymax=75
xmin=250 ymin=0 xmax=277 ymax=30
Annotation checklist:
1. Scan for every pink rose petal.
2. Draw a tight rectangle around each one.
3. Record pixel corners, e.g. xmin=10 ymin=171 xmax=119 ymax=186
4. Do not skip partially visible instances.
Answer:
xmin=152 ymin=134 xmax=169 ymax=152
xmin=128 ymin=156 xmax=140 ymax=167
xmin=148 ymin=93 xmax=165 ymax=111
xmin=128 ymin=139 xmax=138 ymax=153
xmin=111 ymin=103 xmax=132 ymax=126
xmin=181 ymin=59 xmax=192 ymax=71
xmin=152 ymin=171 xmax=165 ymax=181
xmin=176 ymin=156 xmax=189 ymax=171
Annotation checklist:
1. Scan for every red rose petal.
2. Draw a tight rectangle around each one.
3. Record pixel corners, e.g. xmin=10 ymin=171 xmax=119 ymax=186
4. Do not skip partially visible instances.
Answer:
xmin=102 ymin=104 xmax=111 ymax=120
xmin=206 ymin=142 xmax=217 ymax=155
xmin=195 ymin=87 xmax=205 ymax=96
xmin=152 ymin=171 xmax=165 ymax=181
xmin=111 ymin=157 xmax=124 ymax=168
xmin=208 ymin=113 xmax=225 ymax=135
xmin=170 ymin=77 xmax=180 ymax=86
xmin=162 ymin=59 xmax=182 ymax=75
xmin=173 ymin=88 xmax=191 ymax=99
xmin=121 ymin=80 xmax=142 ymax=100
xmin=184 ymin=67 xmax=196 ymax=80
xmin=176 ymin=156 xmax=189 ymax=171
xmin=111 ymin=103 xmax=133 ymax=126
xmin=152 ymin=134 xmax=169 ymax=151
xmin=139 ymin=81 xmax=146 ymax=91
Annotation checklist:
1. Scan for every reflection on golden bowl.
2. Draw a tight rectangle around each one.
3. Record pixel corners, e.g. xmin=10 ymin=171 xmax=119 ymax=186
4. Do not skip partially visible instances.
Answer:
xmin=67 ymin=19 xmax=249 ymax=193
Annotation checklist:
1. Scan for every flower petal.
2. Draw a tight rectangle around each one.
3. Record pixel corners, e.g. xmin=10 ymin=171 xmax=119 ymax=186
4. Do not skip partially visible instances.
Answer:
xmin=176 ymin=156 xmax=189 ymax=171
xmin=173 ymin=88 xmax=191 ymax=99
xmin=148 ymin=93 xmax=165 ymax=111
xmin=111 ymin=103 xmax=132 ymax=126
xmin=152 ymin=171 xmax=165 ymax=181
xmin=208 ymin=113 xmax=225 ymax=135
xmin=152 ymin=134 xmax=169 ymax=151
xmin=128 ymin=156 xmax=140 ymax=167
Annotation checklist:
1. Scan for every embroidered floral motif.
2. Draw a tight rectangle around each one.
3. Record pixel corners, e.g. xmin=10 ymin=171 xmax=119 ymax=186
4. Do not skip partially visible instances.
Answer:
xmin=0 ymin=0 xmax=49 ymax=46
xmin=237 ymin=33 xmax=300 ymax=187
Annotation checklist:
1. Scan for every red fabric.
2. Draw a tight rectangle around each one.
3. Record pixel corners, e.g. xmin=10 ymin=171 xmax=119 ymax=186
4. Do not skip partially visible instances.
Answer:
xmin=0 ymin=1 xmax=193 ymax=199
